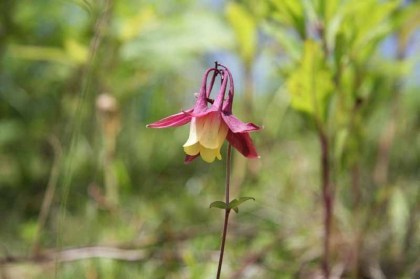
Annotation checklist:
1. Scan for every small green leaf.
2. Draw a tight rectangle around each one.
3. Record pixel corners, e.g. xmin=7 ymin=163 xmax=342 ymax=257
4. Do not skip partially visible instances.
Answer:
xmin=209 ymin=201 xmax=227 ymax=210
xmin=228 ymin=197 xmax=255 ymax=210
xmin=229 ymin=198 xmax=238 ymax=205
xmin=233 ymin=207 xmax=239 ymax=214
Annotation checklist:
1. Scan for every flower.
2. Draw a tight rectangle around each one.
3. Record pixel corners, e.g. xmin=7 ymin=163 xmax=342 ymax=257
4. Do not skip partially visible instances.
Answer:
xmin=147 ymin=63 xmax=260 ymax=163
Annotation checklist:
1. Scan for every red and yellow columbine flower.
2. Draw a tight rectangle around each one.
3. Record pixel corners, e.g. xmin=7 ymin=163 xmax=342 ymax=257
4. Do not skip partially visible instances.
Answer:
xmin=147 ymin=64 xmax=260 ymax=163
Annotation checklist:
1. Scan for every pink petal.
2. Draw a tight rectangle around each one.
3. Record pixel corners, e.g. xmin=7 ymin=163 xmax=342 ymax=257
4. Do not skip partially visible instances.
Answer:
xmin=222 ymin=114 xmax=260 ymax=133
xmin=211 ymin=70 xmax=229 ymax=110
xmin=226 ymin=131 xmax=259 ymax=159
xmin=221 ymin=66 xmax=234 ymax=113
xmin=193 ymin=68 xmax=218 ymax=114
xmin=147 ymin=109 xmax=193 ymax=128
xmin=188 ymin=107 xmax=219 ymax=118
xmin=184 ymin=154 xmax=199 ymax=164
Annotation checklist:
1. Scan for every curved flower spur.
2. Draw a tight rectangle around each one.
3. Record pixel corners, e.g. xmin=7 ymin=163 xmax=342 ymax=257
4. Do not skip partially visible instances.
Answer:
xmin=147 ymin=63 xmax=260 ymax=163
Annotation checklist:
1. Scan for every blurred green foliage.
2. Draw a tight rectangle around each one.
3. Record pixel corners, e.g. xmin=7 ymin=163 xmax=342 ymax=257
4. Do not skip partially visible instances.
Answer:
xmin=0 ymin=0 xmax=419 ymax=278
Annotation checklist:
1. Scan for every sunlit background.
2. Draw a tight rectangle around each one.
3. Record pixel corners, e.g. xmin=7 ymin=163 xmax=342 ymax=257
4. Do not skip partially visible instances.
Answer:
xmin=0 ymin=0 xmax=419 ymax=278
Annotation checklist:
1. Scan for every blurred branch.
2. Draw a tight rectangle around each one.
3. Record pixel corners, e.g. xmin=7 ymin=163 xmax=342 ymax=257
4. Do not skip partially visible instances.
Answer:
xmin=0 ymin=224 xmax=224 ymax=267
xmin=55 ymin=0 xmax=115 ymax=273
xmin=1 ymin=246 xmax=147 ymax=265
xmin=404 ymin=190 xmax=420 ymax=262
xmin=373 ymin=11 xmax=411 ymax=187
xmin=0 ymin=0 xmax=15 ymax=71
xmin=84 ymin=0 xmax=114 ymax=75
xmin=369 ymin=18 xmax=409 ymax=230
xmin=96 ymin=93 xmax=121 ymax=206
xmin=57 ymin=247 xmax=146 ymax=262
xmin=32 ymin=136 xmax=62 ymax=256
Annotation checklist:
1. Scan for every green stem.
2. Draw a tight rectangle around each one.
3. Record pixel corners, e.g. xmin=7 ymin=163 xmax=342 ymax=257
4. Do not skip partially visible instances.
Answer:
xmin=216 ymin=144 xmax=232 ymax=279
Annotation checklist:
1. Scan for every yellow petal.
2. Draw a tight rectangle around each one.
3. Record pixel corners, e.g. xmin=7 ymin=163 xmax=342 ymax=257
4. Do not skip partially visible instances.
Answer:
xmin=183 ymin=113 xmax=228 ymax=163
xmin=199 ymin=146 xmax=218 ymax=163
xmin=183 ymin=117 xmax=199 ymax=147
xmin=199 ymin=113 xmax=222 ymax=149
xmin=217 ymin=120 xmax=228 ymax=146
xmin=184 ymin=142 xmax=200 ymax=156
xmin=216 ymin=149 xmax=222 ymax=160
xmin=198 ymin=113 xmax=228 ymax=150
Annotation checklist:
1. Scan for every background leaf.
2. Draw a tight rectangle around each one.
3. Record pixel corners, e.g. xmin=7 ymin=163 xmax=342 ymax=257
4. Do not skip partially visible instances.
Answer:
xmin=225 ymin=2 xmax=257 ymax=63
xmin=286 ymin=40 xmax=334 ymax=121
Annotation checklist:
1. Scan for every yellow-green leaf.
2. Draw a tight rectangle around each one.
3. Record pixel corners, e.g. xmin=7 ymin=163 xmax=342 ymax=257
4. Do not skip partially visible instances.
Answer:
xmin=270 ymin=0 xmax=305 ymax=38
xmin=287 ymin=40 xmax=334 ymax=120
xmin=226 ymin=2 xmax=257 ymax=63
xmin=228 ymin=197 xmax=255 ymax=214
xmin=119 ymin=7 xmax=156 ymax=42
xmin=65 ymin=39 xmax=88 ymax=64
xmin=9 ymin=44 xmax=72 ymax=65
